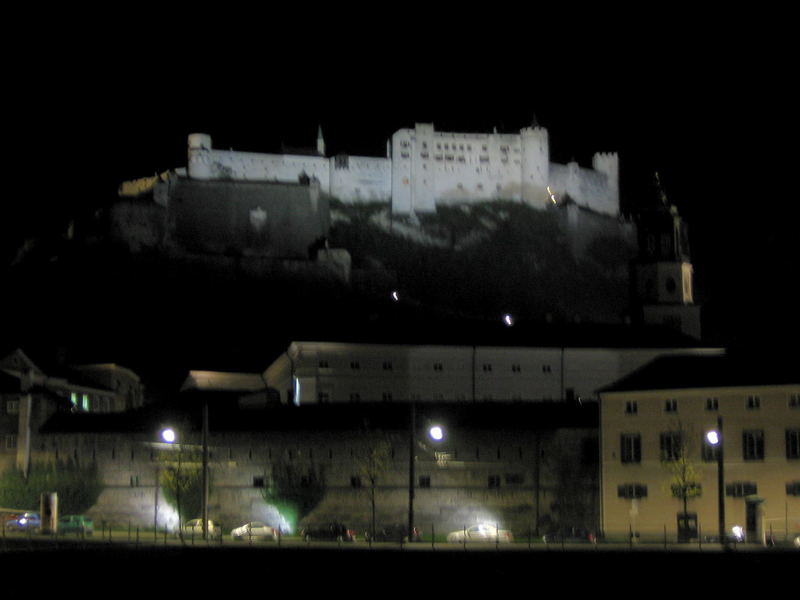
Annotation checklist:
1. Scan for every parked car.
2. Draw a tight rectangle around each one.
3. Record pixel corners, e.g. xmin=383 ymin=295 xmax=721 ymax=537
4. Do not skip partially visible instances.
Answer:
xmin=300 ymin=522 xmax=356 ymax=542
xmin=180 ymin=519 xmax=221 ymax=539
xmin=542 ymin=527 xmax=597 ymax=543
xmin=366 ymin=524 xmax=421 ymax=543
xmin=5 ymin=512 xmax=41 ymax=532
xmin=231 ymin=521 xmax=278 ymax=541
xmin=58 ymin=515 xmax=93 ymax=536
xmin=446 ymin=523 xmax=513 ymax=543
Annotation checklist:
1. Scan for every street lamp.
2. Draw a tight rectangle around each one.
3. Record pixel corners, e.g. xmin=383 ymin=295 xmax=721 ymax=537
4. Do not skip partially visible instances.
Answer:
xmin=706 ymin=416 xmax=725 ymax=546
xmin=409 ymin=404 xmax=446 ymax=542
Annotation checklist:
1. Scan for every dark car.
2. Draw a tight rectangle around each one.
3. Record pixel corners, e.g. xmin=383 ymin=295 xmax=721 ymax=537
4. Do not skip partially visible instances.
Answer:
xmin=300 ymin=522 xmax=356 ymax=542
xmin=542 ymin=527 xmax=597 ymax=543
xmin=58 ymin=515 xmax=94 ymax=536
xmin=5 ymin=512 xmax=41 ymax=533
xmin=366 ymin=524 xmax=421 ymax=543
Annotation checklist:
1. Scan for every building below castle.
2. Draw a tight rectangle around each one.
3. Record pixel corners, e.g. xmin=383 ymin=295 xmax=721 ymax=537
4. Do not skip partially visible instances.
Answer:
xmin=126 ymin=123 xmax=618 ymax=217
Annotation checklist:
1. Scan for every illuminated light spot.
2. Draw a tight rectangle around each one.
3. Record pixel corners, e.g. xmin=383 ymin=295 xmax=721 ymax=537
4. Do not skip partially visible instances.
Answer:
xmin=391 ymin=291 xmax=399 ymax=301
xmin=161 ymin=428 xmax=176 ymax=443
xmin=429 ymin=426 xmax=444 ymax=441
xmin=503 ymin=314 xmax=514 ymax=326
xmin=706 ymin=431 xmax=720 ymax=445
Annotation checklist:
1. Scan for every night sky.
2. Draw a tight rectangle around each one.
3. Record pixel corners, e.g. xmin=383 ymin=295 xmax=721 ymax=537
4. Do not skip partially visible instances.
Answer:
xmin=4 ymin=13 xmax=797 ymax=363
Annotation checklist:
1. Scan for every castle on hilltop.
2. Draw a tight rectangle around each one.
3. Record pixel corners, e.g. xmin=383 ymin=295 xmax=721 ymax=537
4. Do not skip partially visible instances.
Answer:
xmin=177 ymin=122 xmax=618 ymax=216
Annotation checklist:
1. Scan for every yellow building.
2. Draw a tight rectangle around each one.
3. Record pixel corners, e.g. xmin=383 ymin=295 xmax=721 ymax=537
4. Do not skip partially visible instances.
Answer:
xmin=599 ymin=352 xmax=800 ymax=544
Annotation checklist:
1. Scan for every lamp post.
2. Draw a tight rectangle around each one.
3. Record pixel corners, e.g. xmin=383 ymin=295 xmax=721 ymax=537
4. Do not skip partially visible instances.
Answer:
xmin=408 ymin=403 xmax=445 ymax=542
xmin=706 ymin=416 xmax=725 ymax=546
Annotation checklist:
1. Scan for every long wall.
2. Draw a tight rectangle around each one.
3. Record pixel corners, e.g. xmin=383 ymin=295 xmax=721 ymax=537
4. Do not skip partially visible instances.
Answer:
xmin=183 ymin=124 xmax=618 ymax=216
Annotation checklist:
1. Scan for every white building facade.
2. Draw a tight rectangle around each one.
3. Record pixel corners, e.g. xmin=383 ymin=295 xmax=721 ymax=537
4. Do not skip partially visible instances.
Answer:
xmin=264 ymin=342 xmax=722 ymax=406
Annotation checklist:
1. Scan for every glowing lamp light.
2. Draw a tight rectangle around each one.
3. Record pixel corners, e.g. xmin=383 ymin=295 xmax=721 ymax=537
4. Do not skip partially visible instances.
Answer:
xmin=429 ymin=425 xmax=444 ymax=442
xmin=391 ymin=291 xmax=399 ymax=301
xmin=503 ymin=314 xmax=514 ymax=326
xmin=161 ymin=428 xmax=177 ymax=444
xmin=706 ymin=430 xmax=720 ymax=445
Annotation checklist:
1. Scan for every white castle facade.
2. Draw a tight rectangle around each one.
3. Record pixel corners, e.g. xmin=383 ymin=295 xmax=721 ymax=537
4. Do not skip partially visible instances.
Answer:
xmin=184 ymin=122 xmax=619 ymax=216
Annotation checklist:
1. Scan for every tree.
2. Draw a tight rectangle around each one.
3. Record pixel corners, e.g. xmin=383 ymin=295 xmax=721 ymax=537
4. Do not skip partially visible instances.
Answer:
xmin=661 ymin=423 xmax=703 ymax=534
xmin=261 ymin=460 xmax=325 ymax=533
xmin=355 ymin=439 xmax=394 ymax=537
xmin=157 ymin=447 xmax=206 ymax=531
xmin=0 ymin=459 xmax=102 ymax=515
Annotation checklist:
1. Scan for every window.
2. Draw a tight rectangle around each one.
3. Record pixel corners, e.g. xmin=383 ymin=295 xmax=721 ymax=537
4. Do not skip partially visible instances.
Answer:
xmin=625 ymin=401 xmax=638 ymax=415
xmin=6 ymin=400 xmax=19 ymax=415
xmin=350 ymin=476 xmax=362 ymax=488
xmin=660 ymin=432 xmax=683 ymax=461
xmin=620 ymin=434 xmax=641 ymax=464
xmin=418 ymin=475 xmax=431 ymax=488
xmin=747 ymin=395 xmax=761 ymax=410
xmin=382 ymin=361 xmax=393 ymax=371
xmin=786 ymin=482 xmax=800 ymax=496
xmin=381 ymin=392 xmax=393 ymax=402
xmin=618 ymin=483 xmax=648 ymax=499
xmin=786 ymin=429 xmax=800 ymax=460
xmin=349 ymin=392 xmax=361 ymax=402
xmin=433 ymin=363 xmax=444 ymax=372
xmin=542 ymin=365 xmax=552 ymax=373
xmin=743 ymin=430 xmax=764 ymax=461
xmin=726 ymin=482 xmax=757 ymax=497
xmin=511 ymin=364 xmax=521 ymax=373
xmin=318 ymin=360 xmax=329 ymax=368
xmin=705 ymin=397 xmax=719 ymax=411
xmin=317 ymin=391 xmax=330 ymax=403
xmin=4 ymin=435 xmax=17 ymax=450
xmin=482 ymin=364 xmax=492 ymax=372
xmin=253 ymin=477 xmax=265 ymax=488
xmin=505 ymin=473 xmax=524 ymax=485
xmin=488 ymin=475 xmax=501 ymax=488
xmin=664 ymin=399 xmax=678 ymax=413
xmin=790 ymin=394 xmax=800 ymax=408
xmin=350 ymin=361 xmax=360 ymax=370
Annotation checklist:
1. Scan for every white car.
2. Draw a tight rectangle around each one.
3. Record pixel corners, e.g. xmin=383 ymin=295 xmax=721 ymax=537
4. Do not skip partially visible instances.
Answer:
xmin=231 ymin=521 xmax=278 ymax=541
xmin=446 ymin=523 xmax=514 ymax=543
xmin=180 ymin=519 xmax=221 ymax=539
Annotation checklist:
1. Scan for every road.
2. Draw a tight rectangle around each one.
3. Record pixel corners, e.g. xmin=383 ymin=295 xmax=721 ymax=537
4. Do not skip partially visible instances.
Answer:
xmin=2 ymin=533 xmax=797 ymax=595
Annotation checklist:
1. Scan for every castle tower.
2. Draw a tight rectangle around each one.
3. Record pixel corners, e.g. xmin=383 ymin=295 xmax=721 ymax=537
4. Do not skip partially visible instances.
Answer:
xmin=633 ymin=175 xmax=701 ymax=339
xmin=187 ymin=133 xmax=214 ymax=180
xmin=592 ymin=152 xmax=620 ymax=214
xmin=317 ymin=125 xmax=326 ymax=157
xmin=520 ymin=124 xmax=550 ymax=208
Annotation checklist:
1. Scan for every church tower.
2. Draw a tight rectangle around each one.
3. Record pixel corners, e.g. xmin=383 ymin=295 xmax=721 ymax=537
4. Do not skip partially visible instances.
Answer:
xmin=633 ymin=174 xmax=702 ymax=339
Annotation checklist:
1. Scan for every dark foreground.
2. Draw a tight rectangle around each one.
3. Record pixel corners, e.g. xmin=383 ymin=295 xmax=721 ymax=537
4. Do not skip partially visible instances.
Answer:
xmin=2 ymin=541 xmax=796 ymax=594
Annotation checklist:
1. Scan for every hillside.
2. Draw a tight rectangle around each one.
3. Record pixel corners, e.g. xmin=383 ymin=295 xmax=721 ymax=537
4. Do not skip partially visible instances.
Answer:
xmin=1 ymin=199 xmax=637 ymax=393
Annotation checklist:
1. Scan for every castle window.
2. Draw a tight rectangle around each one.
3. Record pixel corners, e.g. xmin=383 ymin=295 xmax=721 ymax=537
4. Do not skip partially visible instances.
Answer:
xmin=790 ymin=394 xmax=800 ymax=408
xmin=660 ymin=432 xmax=683 ymax=461
xmin=747 ymin=395 xmax=761 ymax=410
xmin=625 ymin=401 xmax=638 ymax=415
xmin=787 ymin=429 xmax=800 ymax=459
xmin=620 ymin=434 xmax=641 ymax=463
xmin=253 ymin=477 xmax=265 ymax=488
xmin=726 ymin=482 xmax=757 ymax=497
xmin=418 ymin=475 xmax=431 ymax=488
xmin=705 ymin=397 xmax=719 ymax=411
xmin=433 ymin=363 xmax=444 ymax=372
xmin=743 ymin=430 xmax=764 ymax=461
xmin=787 ymin=482 xmax=800 ymax=496
xmin=350 ymin=361 xmax=360 ymax=370
xmin=511 ymin=364 xmax=521 ymax=373
xmin=618 ymin=483 xmax=648 ymax=499
xmin=665 ymin=399 xmax=678 ymax=413
xmin=382 ymin=361 xmax=393 ymax=371
xmin=5 ymin=400 xmax=19 ymax=415
xmin=318 ymin=360 xmax=329 ymax=368
xmin=488 ymin=475 xmax=501 ymax=488
xmin=350 ymin=476 xmax=362 ymax=488
xmin=382 ymin=392 xmax=393 ymax=402
xmin=482 ymin=364 xmax=492 ymax=372
xmin=349 ymin=392 xmax=361 ymax=402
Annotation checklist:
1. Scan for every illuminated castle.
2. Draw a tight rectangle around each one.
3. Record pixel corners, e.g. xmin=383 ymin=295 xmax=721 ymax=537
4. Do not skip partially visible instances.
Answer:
xmin=182 ymin=122 xmax=619 ymax=216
